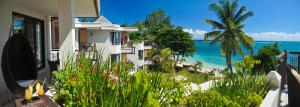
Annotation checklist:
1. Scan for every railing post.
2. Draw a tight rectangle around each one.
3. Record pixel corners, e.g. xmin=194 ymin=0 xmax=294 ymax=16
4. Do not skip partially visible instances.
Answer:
xmin=298 ymin=55 xmax=300 ymax=72
xmin=284 ymin=51 xmax=287 ymax=87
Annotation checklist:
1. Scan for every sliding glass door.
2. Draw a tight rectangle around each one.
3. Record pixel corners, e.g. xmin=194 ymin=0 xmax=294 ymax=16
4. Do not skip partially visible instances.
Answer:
xmin=12 ymin=12 xmax=45 ymax=70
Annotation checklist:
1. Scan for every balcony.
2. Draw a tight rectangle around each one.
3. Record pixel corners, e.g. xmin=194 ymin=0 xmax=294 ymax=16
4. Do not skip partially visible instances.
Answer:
xmin=121 ymin=44 xmax=134 ymax=54
xmin=144 ymin=57 xmax=152 ymax=65
xmin=144 ymin=41 xmax=153 ymax=50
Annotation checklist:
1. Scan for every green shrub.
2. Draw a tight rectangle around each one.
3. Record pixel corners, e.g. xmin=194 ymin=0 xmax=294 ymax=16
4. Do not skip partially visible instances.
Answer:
xmin=52 ymin=52 xmax=186 ymax=107
xmin=188 ymin=75 xmax=270 ymax=107
xmin=253 ymin=42 xmax=281 ymax=74
xmin=235 ymin=56 xmax=261 ymax=76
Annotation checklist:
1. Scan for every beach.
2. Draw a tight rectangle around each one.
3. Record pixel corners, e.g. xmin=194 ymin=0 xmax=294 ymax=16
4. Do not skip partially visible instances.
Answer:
xmin=177 ymin=61 xmax=222 ymax=73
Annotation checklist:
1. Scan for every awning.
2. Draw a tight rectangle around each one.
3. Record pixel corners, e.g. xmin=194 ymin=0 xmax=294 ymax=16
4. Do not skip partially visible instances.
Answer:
xmin=9 ymin=0 xmax=100 ymax=17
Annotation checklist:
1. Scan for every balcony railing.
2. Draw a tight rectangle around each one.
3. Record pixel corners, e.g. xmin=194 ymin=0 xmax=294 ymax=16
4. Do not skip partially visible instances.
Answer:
xmin=144 ymin=57 xmax=152 ymax=65
xmin=144 ymin=41 xmax=152 ymax=46
xmin=121 ymin=43 xmax=134 ymax=54
xmin=277 ymin=51 xmax=300 ymax=107
xmin=289 ymin=52 xmax=300 ymax=72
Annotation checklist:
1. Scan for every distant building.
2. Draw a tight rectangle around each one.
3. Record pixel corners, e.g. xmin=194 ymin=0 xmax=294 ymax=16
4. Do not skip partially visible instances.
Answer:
xmin=74 ymin=16 xmax=152 ymax=72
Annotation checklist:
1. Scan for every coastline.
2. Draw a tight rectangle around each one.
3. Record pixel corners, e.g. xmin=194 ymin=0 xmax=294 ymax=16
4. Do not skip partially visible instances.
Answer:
xmin=184 ymin=59 xmax=226 ymax=69
xmin=178 ymin=60 xmax=224 ymax=73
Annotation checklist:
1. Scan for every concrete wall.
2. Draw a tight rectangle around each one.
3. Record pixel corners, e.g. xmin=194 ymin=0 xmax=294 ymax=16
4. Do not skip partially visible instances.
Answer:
xmin=260 ymin=71 xmax=282 ymax=107
xmin=260 ymin=88 xmax=281 ymax=107
xmin=0 ymin=0 xmax=50 ymax=94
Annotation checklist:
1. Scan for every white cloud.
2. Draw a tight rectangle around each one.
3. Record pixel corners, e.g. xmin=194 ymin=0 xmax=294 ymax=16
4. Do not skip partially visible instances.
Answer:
xmin=183 ymin=29 xmax=207 ymax=40
xmin=184 ymin=29 xmax=300 ymax=41
xmin=247 ymin=32 xmax=300 ymax=41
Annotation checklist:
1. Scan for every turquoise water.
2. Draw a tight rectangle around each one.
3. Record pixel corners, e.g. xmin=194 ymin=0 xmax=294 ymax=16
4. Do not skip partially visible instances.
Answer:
xmin=186 ymin=40 xmax=300 ymax=69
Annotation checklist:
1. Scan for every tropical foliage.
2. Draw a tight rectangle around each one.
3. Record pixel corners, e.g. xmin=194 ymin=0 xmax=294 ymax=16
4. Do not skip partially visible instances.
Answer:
xmin=155 ymin=27 xmax=196 ymax=64
xmin=192 ymin=60 xmax=203 ymax=73
xmin=188 ymin=75 xmax=270 ymax=107
xmin=204 ymin=0 xmax=254 ymax=73
xmin=159 ymin=48 xmax=175 ymax=73
xmin=235 ymin=56 xmax=261 ymax=76
xmin=144 ymin=9 xmax=173 ymax=36
xmin=127 ymin=9 xmax=195 ymax=70
xmin=253 ymin=42 xmax=281 ymax=74
xmin=52 ymin=53 xmax=186 ymax=106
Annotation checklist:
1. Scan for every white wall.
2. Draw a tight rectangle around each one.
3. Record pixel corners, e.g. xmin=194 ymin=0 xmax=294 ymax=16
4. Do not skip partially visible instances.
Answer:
xmin=127 ymin=42 xmax=144 ymax=71
xmin=58 ymin=0 xmax=76 ymax=66
xmin=86 ymin=30 xmax=122 ymax=60
xmin=0 ymin=0 xmax=50 ymax=94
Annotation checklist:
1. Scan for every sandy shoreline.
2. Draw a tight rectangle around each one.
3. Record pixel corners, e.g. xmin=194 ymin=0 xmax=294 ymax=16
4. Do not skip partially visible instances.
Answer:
xmin=177 ymin=61 xmax=223 ymax=73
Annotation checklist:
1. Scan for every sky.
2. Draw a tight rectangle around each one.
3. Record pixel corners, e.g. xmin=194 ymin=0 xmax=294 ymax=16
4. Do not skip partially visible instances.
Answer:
xmin=100 ymin=0 xmax=300 ymax=41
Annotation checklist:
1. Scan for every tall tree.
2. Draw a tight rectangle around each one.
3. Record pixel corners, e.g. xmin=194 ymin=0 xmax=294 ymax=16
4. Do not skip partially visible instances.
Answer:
xmin=144 ymin=9 xmax=173 ymax=40
xmin=156 ymin=27 xmax=196 ymax=65
xmin=204 ymin=0 xmax=254 ymax=73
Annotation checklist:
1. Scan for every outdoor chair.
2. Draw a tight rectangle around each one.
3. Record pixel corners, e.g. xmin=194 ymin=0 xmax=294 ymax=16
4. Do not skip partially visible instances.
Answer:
xmin=1 ymin=33 xmax=37 ymax=106
xmin=47 ymin=60 xmax=59 ymax=84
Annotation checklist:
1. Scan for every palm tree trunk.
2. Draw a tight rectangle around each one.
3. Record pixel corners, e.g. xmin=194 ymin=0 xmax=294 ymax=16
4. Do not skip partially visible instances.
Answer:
xmin=226 ymin=52 xmax=233 ymax=74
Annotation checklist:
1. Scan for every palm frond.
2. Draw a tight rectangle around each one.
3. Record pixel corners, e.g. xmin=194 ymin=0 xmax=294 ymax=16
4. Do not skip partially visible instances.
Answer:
xmin=221 ymin=0 xmax=231 ymax=19
xmin=209 ymin=3 xmax=227 ymax=24
xmin=239 ymin=32 xmax=254 ymax=54
xmin=204 ymin=31 xmax=222 ymax=40
xmin=232 ymin=39 xmax=244 ymax=56
xmin=231 ymin=0 xmax=239 ymax=16
xmin=210 ymin=33 xmax=224 ymax=45
xmin=204 ymin=19 xmax=225 ymax=30
xmin=235 ymin=11 xmax=254 ymax=24
xmin=233 ymin=6 xmax=246 ymax=21
xmin=220 ymin=40 xmax=227 ymax=54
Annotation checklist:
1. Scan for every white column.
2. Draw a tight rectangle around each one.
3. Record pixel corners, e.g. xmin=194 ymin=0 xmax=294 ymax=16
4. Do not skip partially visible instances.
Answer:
xmin=58 ymin=0 xmax=76 ymax=66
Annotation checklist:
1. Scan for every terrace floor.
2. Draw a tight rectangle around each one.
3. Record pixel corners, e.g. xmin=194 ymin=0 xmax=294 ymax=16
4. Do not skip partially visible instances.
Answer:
xmin=280 ymin=85 xmax=288 ymax=107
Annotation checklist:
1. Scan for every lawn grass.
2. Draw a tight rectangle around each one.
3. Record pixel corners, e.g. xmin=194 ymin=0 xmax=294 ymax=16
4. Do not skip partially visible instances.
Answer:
xmin=160 ymin=69 xmax=214 ymax=84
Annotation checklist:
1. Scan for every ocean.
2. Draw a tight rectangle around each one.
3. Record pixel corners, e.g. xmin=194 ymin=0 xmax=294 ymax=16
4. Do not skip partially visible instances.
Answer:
xmin=186 ymin=40 xmax=300 ymax=69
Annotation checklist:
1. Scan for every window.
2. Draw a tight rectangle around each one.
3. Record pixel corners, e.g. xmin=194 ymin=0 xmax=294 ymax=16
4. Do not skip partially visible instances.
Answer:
xmin=111 ymin=54 xmax=120 ymax=64
xmin=111 ymin=32 xmax=120 ymax=45
xmin=138 ymin=50 xmax=144 ymax=60
xmin=12 ymin=12 xmax=45 ymax=70
xmin=51 ymin=17 xmax=59 ymax=49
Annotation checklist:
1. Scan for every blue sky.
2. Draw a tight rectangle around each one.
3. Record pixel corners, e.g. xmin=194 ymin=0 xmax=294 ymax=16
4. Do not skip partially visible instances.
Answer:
xmin=100 ymin=0 xmax=300 ymax=41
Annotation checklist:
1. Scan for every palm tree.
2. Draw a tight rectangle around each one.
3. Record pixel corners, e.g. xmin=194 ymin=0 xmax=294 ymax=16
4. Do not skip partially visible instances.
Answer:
xmin=204 ymin=0 xmax=254 ymax=74
xmin=193 ymin=60 xmax=203 ymax=73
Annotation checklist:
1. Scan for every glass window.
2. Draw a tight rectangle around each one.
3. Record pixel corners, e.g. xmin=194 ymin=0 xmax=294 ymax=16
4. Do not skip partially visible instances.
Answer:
xmin=13 ymin=16 xmax=25 ymax=34
xmin=111 ymin=54 xmax=120 ymax=64
xmin=111 ymin=32 xmax=120 ymax=45
xmin=51 ymin=17 xmax=59 ymax=49
xmin=12 ymin=12 xmax=45 ymax=70
xmin=138 ymin=50 xmax=143 ymax=60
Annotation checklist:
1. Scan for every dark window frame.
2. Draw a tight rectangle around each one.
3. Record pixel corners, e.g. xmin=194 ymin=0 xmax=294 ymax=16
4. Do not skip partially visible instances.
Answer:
xmin=138 ymin=50 xmax=143 ymax=60
xmin=111 ymin=54 xmax=120 ymax=64
xmin=111 ymin=32 xmax=120 ymax=45
xmin=12 ymin=12 xmax=45 ymax=70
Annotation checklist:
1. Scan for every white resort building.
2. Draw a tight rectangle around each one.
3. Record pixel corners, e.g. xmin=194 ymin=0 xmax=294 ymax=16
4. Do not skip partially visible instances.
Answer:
xmin=73 ymin=16 xmax=152 ymax=72
xmin=0 ymin=0 xmax=151 ymax=104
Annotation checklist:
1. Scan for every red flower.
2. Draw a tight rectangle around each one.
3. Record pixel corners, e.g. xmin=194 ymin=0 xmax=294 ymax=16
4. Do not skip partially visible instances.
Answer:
xmin=112 ymin=74 xmax=119 ymax=84
xmin=90 ymin=66 xmax=97 ymax=72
